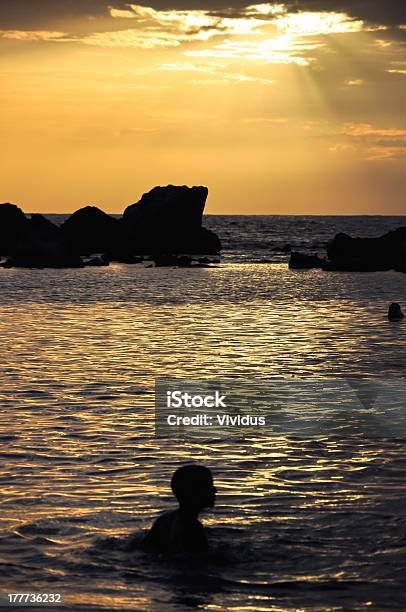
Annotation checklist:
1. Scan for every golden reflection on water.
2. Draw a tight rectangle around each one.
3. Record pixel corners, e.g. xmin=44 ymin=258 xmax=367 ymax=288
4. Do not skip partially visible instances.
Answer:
xmin=1 ymin=265 xmax=406 ymax=609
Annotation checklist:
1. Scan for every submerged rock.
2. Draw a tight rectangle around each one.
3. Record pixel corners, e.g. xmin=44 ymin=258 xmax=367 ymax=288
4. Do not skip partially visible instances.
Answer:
xmin=322 ymin=258 xmax=391 ymax=272
xmin=2 ymin=254 xmax=84 ymax=269
xmin=84 ymin=255 xmax=109 ymax=267
xmin=149 ymin=254 xmax=220 ymax=267
xmin=106 ymin=253 xmax=143 ymax=264
xmin=388 ymin=302 xmax=404 ymax=321
xmin=153 ymin=254 xmax=193 ymax=267
xmin=289 ymin=252 xmax=325 ymax=269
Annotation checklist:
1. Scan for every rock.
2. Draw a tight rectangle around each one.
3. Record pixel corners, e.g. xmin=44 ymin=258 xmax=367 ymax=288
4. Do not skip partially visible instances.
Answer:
xmin=106 ymin=253 xmax=143 ymax=264
xmin=153 ymin=254 xmax=193 ymax=267
xmin=289 ymin=252 xmax=325 ymax=269
xmin=61 ymin=206 xmax=126 ymax=255
xmin=124 ymin=185 xmax=206 ymax=229
xmin=394 ymin=262 xmax=406 ymax=273
xmin=84 ymin=255 xmax=109 ymax=267
xmin=326 ymin=228 xmax=406 ymax=271
xmin=322 ymin=258 xmax=391 ymax=272
xmin=0 ymin=203 xmax=29 ymax=255
xmin=122 ymin=185 xmax=221 ymax=254
xmin=151 ymin=254 xmax=221 ymax=267
xmin=3 ymin=255 xmax=84 ymax=269
xmin=7 ymin=214 xmax=84 ymax=270
xmin=11 ymin=214 xmax=66 ymax=257
xmin=0 ymin=258 xmax=14 ymax=269
xmin=29 ymin=214 xmax=61 ymax=241
xmin=177 ymin=226 xmax=221 ymax=255
xmin=1 ymin=187 xmax=222 ymax=264
xmin=198 ymin=256 xmax=220 ymax=264
xmin=388 ymin=302 xmax=404 ymax=321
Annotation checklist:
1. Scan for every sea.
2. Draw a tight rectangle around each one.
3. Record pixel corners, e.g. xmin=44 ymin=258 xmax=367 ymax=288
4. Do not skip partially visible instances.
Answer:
xmin=1 ymin=215 xmax=406 ymax=611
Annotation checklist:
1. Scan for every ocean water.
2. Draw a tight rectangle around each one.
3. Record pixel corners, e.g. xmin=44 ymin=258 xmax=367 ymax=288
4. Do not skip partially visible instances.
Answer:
xmin=1 ymin=216 xmax=406 ymax=611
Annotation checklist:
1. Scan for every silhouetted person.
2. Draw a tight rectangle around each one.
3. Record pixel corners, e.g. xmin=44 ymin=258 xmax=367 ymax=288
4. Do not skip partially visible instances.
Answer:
xmin=388 ymin=303 xmax=404 ymax=321
xmin=140 ymin=465 xmax=216 ymax=554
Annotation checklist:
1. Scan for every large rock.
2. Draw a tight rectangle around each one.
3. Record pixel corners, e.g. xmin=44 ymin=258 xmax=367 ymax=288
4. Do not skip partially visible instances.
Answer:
xmin=326 ymin=228 xmax=406 ymax=271
xmin=0 ymin=203 xmax=29 ymax=255
xmin=12 ymin=214 xmax=64 ymax=256
xmin=124 ymin=185 xmax=207 ymax=230
xmin=61 ymin=206 xmax=126 ymax=255
xmin=122 ymin=185 xmax=221 ymax=255
xmin=6 ymin=213 xmax=84 ymax=269
xmin=30 ymin=214 xmax=61 ymax=239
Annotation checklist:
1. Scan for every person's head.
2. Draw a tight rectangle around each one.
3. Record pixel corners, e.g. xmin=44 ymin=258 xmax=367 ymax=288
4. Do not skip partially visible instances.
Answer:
xmin=171 ymin=465 xmax=216 ymax=511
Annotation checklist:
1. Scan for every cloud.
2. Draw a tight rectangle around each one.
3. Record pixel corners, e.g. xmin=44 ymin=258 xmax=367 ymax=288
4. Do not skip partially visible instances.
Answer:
xmin=91 ymin=3 xmax=370 ymax=66
xmin=246 ymin=4 xmax=285 ymax=16
xmin=341 ymin=124 xmax=406 ymax=138
xmin=346 ymin=79 xmax=364 ymax=86
xmin=106 ymin=3 xmax=368 ymax=38
xmin=0 ymin=30 xmax=67 ymax=41
xmin=157 ymin=61 xmax=274 ymax=85
xmin=0 ymin=0 xmax=404 ymax=30
xmin=330 ymin=123 xmax=406 ymax=160
xmin=189 ymin=73 xmax=274 ymax=85
xmin=0 ymin=3 xmax=389 ymax=68
xmin=109 ymin=8 xmax=138 ymax=19
xmin=184 ymin=38 xmax=319 ymax=65
xmin=82 ymin=29 xmax=184 ymax=48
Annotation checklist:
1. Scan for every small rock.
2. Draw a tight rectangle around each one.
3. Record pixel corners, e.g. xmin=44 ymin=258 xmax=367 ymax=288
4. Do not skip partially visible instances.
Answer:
xmin=289 ymin=252 xmax=324 ymax=269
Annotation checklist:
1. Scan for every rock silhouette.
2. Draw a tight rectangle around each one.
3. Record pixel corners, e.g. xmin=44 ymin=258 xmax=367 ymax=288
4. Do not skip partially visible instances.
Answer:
xmin=123 ymin=185 xmax=207 ymax=230
xmin=122 ymin=185 xmax=221 ymax=255
xmin=2 ymin=212 xmax=84 ymax=268
xmin=0 ymin=186 xmax=221 ymax=268
xmin=290 ymin=228 xmax=406 ymax=273
xmin=0 ymin=203 xmax=29 ymax=255
xmin=2 ymin=255 xmax=85 ymax=269
xmin=325 ymin=228 xmax=406 ymax=272
xmin=388 ymin=303 xmax=404 ymax=321
xmin=289 ymin=252 xmax=325 ymax=269
xmin=61 ymin=206 xmax=124 ymax=255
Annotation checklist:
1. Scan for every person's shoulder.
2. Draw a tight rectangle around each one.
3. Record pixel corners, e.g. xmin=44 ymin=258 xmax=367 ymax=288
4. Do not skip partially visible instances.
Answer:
xmin=151 ymin=509 xmax=179 ymax=529
xmin=140 ymin=509 xmax=179 ymax=552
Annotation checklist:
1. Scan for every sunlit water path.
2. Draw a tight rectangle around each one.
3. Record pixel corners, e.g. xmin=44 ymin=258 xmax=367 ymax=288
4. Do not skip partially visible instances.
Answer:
xmin=1 ymin=255 xmax=406 ymax=610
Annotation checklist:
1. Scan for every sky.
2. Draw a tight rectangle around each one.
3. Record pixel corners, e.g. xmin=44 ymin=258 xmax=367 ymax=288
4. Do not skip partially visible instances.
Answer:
xmin=0 ymin=0 xmax=405 ymax=214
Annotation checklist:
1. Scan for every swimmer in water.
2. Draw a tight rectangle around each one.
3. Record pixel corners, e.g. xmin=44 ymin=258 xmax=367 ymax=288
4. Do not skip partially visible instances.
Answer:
xmin=388 ymin=303 xmax=404 ymax=321
xmin=140 ymin=464 xmax=216 ymax=554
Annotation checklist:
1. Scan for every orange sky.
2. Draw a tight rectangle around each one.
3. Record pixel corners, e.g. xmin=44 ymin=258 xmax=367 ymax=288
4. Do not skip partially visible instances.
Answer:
xmin=1 ymin=3 xmax=405 ymax=214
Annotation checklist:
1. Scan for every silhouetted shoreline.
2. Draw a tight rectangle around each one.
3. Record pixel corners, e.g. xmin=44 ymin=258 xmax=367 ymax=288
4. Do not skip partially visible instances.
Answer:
xmin=0 ymin=185 xmax=221 ymax=269
xmin=2 ymin=197 xmax=406 ymax=272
